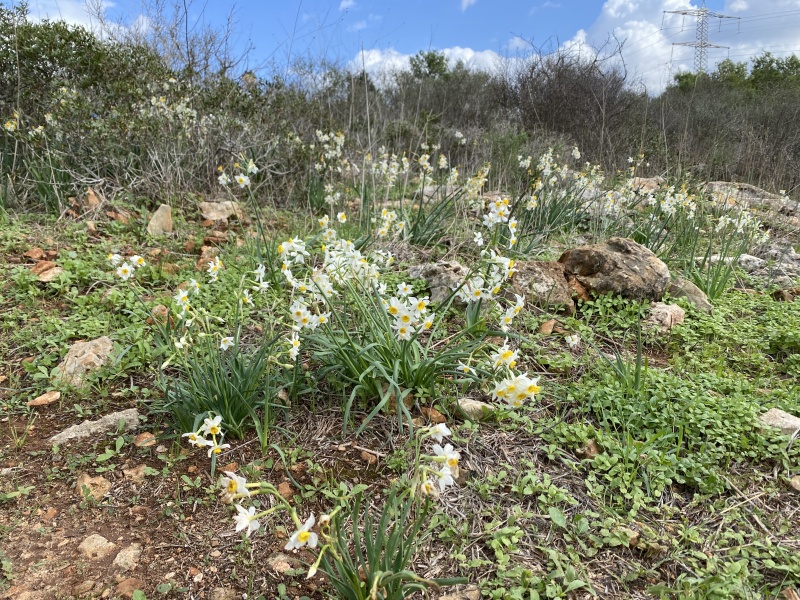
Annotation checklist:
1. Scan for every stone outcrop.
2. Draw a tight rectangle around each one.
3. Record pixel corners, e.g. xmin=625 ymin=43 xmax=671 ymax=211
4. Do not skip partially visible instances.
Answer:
xmin=408 ymin=260 xmax=468 ymax=303
xmin=558 ymin=238 xmax=670 ymax=301
xmin=52 ymin=336 xmax=114 ymax=387
xmin=512 ymin=261 xmax=575 ymax=314
xmin=668 ymin=278 xmax=713 ymax=313
xmin=146 ymin=204 xmax=173 ymax=235
xmin=199 ymin=200 xmax=246 ymax=222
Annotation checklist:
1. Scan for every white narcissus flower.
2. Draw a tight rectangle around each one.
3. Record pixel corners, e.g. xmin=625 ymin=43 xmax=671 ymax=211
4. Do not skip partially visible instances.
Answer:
xmin=174 ymin=336 xmax=189 ymax=350
xmin=241 ymin=290 xmax=252 ymax=305
xmin=233 ymin=504 xmax=260 ymax=537
xmin=429 ymin=423 xmax=451 ymax=443
xmin=131 ymin=255 xmax=146 ymax=268
xmin=188 ymin=278 xmax=201 ymax=294
xmin=174 ymin=289 xmax=190 ymax=306
xmin=436 ymin=466 xmax=455 ymax=492
xmin=565 ymin=334 xmax=581 ymax=350
xmin=116 ymin=263 xmax=134 ymax=281
xmin=220 ymin=336 xmax=234 ymax=351
xmin=433 ymin=443 xmax=460 ymax=477
xmin=337 ymin=212 xmax=347 ymax=223
xmin=207 ymin=439 xmax=231 ymax=457
xmin=108 ymin=253 xmax=122 ymax=265
xmin=218 ymin=172 xmax=230 ymax=187
xmin=394 ymin=324 xmax=413 ymax=341
xmin=235 ymin=173 xmax=250 ymax=188
xmin=200 ymin=415 xmax=223 ymax=437
xmin=419 ymin=479 xmax=438 ymax=497
xmin=220 ymin=471 xmax=250 ymax=498
xmin=285 ymin=514 xmax=318 ymax=550
xmin=456 ymin=362 xmax=475 ymax=375
xmin=246 ymin=159 xmax=259 ymax=175
xmin=181 ymin=430 xmax=208 ymax=448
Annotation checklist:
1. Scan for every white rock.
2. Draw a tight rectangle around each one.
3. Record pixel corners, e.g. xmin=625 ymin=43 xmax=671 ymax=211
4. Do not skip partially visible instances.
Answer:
xmin=199 ymin=200 xmax=245 ymax=222
xmin=50 ymin=408 xmax=140 ymax=446
xmin=457 ymin=398 xmax=494 ymax=420
xmin=78 ymin=534 xmax=117 ymax=560
xmin=759 ymin=408 xmax=800 ymax=436
xmin=52 ymin=336 xmax=114 ymax=387
xmin=146 ymin=204 xmax=173 ymax=236
xmin=646 ymin=302 xmax=685 ymax=331
xmin=113 ymin=543 xmax=143 ymax=571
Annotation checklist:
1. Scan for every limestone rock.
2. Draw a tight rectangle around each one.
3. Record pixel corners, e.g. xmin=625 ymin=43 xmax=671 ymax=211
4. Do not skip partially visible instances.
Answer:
xmin=558 ymin=237 xmax=670 ymax=301
xmin=209 ymin=589 xmax=238 ymax=600
xmin=631 ymin=176 xmax=664 ymax=194
xmin=512 ymin=261 xmax=574 ymax=314
xmin=668 ymin=278 xmax=713 ymax=313
xmin=78 ymin=534 xmax=117 ymax=559
xmin=52 ymin=336 xmax=114 ymax=387
xmin=759 ymin=408 xmax=800 ymax=436
xmin=458 ymin=398 xmax=494 ymax=420
xmin=408 ymin=260 xmax=468 ymax=304
xmin=146 ymin=204 xmax=173 ymax=236
xmin=113 ymin=543 xmax=143 ymax=571
xmin=114 ymin=578 xmax=145 ymax=599
xmin=646 ymin=302 xmax=685 ymax=331
xmin=439 ymin=585 xmax=481 ymax=600
xmin=266 ymin=552 xmax=300 ymax=575
xmin=199 ymin=200 xmax=245 ymax=222
xmin=50 ymin=408 xmax=140 ymax=445
xmin=27 ymin=390 xmax=61 ymax=407
xmin=75 ymin=473 xmax=112 ymax=501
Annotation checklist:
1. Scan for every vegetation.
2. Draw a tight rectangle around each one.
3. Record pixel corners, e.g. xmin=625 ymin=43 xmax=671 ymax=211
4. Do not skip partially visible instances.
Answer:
xmin=0 ymin=4 xmax=799 ymax=599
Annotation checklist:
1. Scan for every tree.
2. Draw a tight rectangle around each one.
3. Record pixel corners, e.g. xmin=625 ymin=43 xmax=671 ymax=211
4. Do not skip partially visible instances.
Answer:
xmin=409 ymin=50 xmax=449 ymax=80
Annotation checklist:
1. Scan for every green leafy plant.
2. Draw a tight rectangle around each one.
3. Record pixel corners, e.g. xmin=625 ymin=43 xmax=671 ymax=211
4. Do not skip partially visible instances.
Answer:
xmin=321 ymin=489 xmax=467 ymax=599
xmin=157 ymin=335 xmax=277 ymax=439
xmin=307 ymin=278 xmax=484 ymax=434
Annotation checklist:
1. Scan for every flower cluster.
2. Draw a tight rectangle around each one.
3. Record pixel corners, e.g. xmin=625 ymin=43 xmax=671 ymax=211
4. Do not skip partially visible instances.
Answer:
xmin=218 ymin=158 xmax=257 ymax=188
xmin=375 ymin=208 xmax=405 ymax=238
xmin=369 ymin=148 xmax=410 ymax=188
xmin=455 ymin=250 xmax=517 ymax=304
xmin=109 ymin=253 xmax=146 ymax=281
xmin=382 ymin=283 xmax=433 ymax=341
xmin=182 ymin=414 xmax=231 ymax=457
xmin=491 ymin=371 xmax=541 ymax=408
xmin=313 ymin=130 xmax=348 ymax=174
xmin=416 ymin=424 xmax=459 ymax=497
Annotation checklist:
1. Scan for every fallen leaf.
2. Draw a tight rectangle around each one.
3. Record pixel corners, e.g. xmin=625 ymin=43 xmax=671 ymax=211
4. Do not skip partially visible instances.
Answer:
xmin=133 ymin=432 xmax=157 ymax=447
xmin=539 ymin=319 xmax=556 ymax=335
xmin=30 ymin=260 xmax=56 ymax=275
xmin=420 ymin=406 xmax=446 ymax=424
xmin=360 ymin=450 xmax=377 ymax=465
xmin=23 ymin=247 xmax=45 ymax=261
xmin=277 ymin=481 xmax=294 ymax=500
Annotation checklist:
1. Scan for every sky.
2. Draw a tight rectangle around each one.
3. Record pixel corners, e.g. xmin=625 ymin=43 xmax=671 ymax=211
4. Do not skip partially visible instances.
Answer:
xmin=15 ymin=0 xmax=800 ymax=93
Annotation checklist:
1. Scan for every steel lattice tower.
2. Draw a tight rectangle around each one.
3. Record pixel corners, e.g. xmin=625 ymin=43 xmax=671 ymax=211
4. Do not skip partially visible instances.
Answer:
xmin=664 ymin=1 xmax=739 ymax=74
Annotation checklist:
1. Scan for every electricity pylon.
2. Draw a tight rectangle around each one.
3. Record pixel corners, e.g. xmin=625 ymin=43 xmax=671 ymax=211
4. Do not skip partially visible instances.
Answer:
xmin=664 ymin=1 xmax=739 ymax=74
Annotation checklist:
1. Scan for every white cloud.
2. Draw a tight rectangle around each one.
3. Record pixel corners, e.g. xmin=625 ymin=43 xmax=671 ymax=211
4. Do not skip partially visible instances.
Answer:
xmin=348 ymin=20 xmax=367 ymax=32
xmin=461 ymin=0 xmax=477 ymax=11
xmin=562 ymin=0 xmax=800 ymax=93
xmin=25 ymin=0 xmax=105 ymax=28
xmin=507 ymin=35 xmax=530 ymax=52
xmin=348 ymin=46 xmax=504 ymax=81
xmin=339 ymin=0 xmax=355 ymax=10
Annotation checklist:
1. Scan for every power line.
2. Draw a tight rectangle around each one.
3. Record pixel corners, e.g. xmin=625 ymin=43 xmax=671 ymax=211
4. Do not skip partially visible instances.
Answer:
xmin=664 ymin=0 xmax=739 ymax=74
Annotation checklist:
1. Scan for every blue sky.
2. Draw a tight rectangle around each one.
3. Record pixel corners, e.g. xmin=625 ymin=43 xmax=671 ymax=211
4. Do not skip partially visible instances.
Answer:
xmin=18 ymin=0 xmax=800 ymax=92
